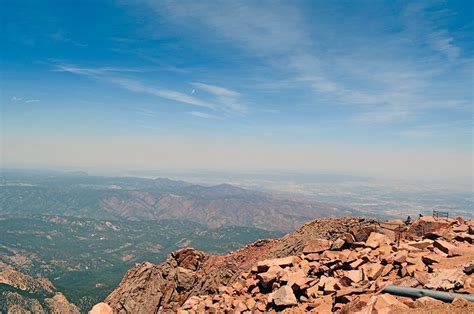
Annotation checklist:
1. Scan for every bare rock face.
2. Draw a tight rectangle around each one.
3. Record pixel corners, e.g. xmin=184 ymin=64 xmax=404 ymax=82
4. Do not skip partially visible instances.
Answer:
xmin=100 ymin=217 xmax=379 ymax=312
xmin=45 ymin=293 xmax=80 ymax=314
xmin=1 ymin=291 xmax=46 ymax=314
xmin=104 ymin=250 xmax=207 ymax=313
xmin=0 ymin=269 xmax=79 ymax=314
xmin=0 ymin=268 xmax=54 ymax=293
xmin=175 ymin=267 xmax=196 ymax=291
xmin=104 ymin=241 xmax=285 ymax=313
xmin=98 ymin=216 xmax=474 ymax=313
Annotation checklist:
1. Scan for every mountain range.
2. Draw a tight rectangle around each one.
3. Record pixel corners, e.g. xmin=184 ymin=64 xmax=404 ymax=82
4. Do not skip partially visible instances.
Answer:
xmin=0 ymin=169 xmax=360 ymax=311
xmin=1 ymin=170 xmax=359 ymax=231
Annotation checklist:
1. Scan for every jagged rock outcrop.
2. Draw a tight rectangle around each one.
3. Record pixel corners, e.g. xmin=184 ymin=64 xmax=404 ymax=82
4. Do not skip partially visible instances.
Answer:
xmin=102 ymin=217 xmax=379 ymax=313
xmin=98 ymin=216 xmax=474 ymax=313
xmin=45 ymin=293 xmax=81 ymax=314
xmin=0 ymin=267 xmax=54 ymax=293
xmin=0 ymin=267 xmax=79 ymax=313
xmin=104 ymin=249 xmax=209 ymax=313
xmin=1 ymin=291 xmax=46 ymax=314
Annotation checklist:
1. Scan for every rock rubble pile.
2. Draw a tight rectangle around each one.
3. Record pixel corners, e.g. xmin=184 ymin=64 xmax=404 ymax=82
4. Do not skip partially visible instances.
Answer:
xmin=176 ymin=216 xmax=474 ymax=313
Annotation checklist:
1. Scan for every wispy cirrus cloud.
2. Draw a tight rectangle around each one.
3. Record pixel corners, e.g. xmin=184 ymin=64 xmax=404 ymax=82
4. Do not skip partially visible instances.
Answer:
xmin=190 ymin=82 xmax=248 ymax=114
xmin=55 ymin=63 xmax=216 ymax=109
xmin=402 ymin=2 xmax=462 ymax=61
xmin=191 ymin=82 xmax=240 ymax=98
xmin=50 ymin=31 xmax=87 ymax=47
xmin=54 ymin=63 xmax=251 ymax=115
xmin=187 ymin=111 xmax=223 ymax=120
xmin=140 ymin=0 xmax=470 ymax=126
xmin=54 ymin=64 xmax=154 ymax=75
xmin=135 ymin=107 xmax=158 ymax=117
xmin=11 ymin=96 xmax=40 ymax=103
xmin=428 ymin=30 xmax=460 ymax=60
xmin=108 ymin=77 xmax=215 ymax=109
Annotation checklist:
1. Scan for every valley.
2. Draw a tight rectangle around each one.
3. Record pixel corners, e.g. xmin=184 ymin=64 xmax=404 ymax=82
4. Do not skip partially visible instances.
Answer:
xmin=0 ymin=215 xmax=282 ymax=310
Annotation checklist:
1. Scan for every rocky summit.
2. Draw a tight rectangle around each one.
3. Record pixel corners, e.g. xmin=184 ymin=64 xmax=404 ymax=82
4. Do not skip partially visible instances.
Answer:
xmin=92 ymin=216 xmax=474 ymax=313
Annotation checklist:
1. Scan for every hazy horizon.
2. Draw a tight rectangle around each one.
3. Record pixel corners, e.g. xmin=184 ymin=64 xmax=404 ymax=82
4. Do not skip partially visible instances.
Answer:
xmin=1 ymin=166 xmax=472 ymax=189
xmin=1 ymin=1 xmax=473 ymax=182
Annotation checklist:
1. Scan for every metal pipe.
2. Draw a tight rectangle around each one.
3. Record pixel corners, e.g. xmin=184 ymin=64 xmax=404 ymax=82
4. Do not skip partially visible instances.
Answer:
xmin=382 ymin=285 xmax=474 ymax=303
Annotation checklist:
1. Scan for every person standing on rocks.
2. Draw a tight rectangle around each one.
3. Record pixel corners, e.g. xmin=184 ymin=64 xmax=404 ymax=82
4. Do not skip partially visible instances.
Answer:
xmin=405 ymin=216 xmax=412 ymax=225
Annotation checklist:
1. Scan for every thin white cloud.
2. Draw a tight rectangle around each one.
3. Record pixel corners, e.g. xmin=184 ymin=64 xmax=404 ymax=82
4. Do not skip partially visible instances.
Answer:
xmin=141 ymin=1 xmax=469 ymax=125
xmin=54 ymin=64 xmax=153 ymax=75
xmin=134 ymin=52 xmax=190 ymax=74
xmin=135 ymin=107 xmax=158 ymax=117
xmin=190 ymin=82 xmax=248 ymax=114
xmin=50 ymin=31 xmax=87 ymax=47
xmin=11 ymin=97 xmax=40 ymax=103
xmin=403 ymin=3 xmax=461 ymax=61
xmin=108 ymin=77 xmax=215 ymax=109
xmin=56 ymin=64 xmax=249 ymax=115
xmin=55 ymin=64 xmax=215 ymax=109
xmin=428 ymin=31 xmax=460 ymax=60
xmin=191 ymin=82 xmax=240 ymax=97
xmin=188 ymin=111 xmax=223 ymax=120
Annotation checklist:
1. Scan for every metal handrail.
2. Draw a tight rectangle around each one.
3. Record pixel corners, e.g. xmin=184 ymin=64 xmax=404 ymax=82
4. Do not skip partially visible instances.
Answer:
xmin=433 ymin=210 xmax=449 ymax=219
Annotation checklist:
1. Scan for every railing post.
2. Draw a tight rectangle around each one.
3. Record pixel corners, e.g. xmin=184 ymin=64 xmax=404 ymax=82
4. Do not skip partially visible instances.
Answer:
xmin=397 ymin=225 xmax=401 ymax=247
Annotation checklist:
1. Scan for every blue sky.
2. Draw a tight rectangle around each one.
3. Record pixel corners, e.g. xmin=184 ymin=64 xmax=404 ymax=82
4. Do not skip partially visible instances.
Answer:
xmin=1 ymin=0 xmax=472 ymax=179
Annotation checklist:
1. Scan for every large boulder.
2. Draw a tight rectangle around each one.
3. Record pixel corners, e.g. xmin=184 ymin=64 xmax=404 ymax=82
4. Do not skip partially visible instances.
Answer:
xmin=433 ymin=240 xmax=461 ymax=257
xmin=302 ymin=239 xmax=331 ymax=254
xmin=365 ymin=232 xmax=391 ymax=249
xmin=269 ymin=285 xmax=297 ymax=306
xmin=88 ymin=303 xmax=113 ymax=314
xmin=408 ymin=216 xmax=452 ymax=237
xmin=256 ymin=256 xmax=298 ymax=272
